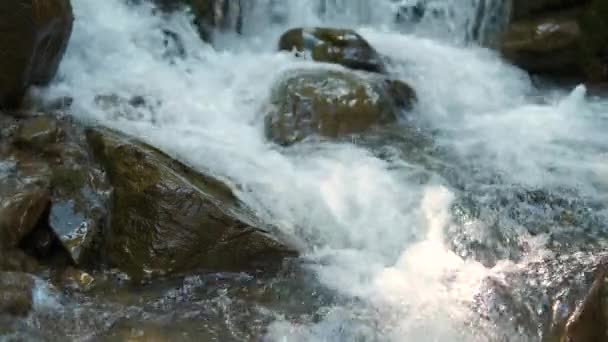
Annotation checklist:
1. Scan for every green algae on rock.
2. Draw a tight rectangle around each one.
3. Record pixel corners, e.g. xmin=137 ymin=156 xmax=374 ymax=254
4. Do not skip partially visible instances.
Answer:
xmin=86 ymin=128 xmax=297 ymax=280
xmin=265 ymin=69 xmax=416 ymax=146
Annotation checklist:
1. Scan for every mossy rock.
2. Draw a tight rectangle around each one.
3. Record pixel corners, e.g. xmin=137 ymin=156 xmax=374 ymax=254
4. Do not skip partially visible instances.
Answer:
xmin=265 ymin=69 xmax=416 ymax=146
xmin=86 ymin=128 xmax=297 ymax=280
xmin=279 ymin=27 xmax=386 ymax=73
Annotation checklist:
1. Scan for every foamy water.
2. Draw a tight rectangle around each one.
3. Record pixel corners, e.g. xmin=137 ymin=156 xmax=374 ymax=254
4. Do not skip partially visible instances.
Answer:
xmin=35 ymin=0 xmax=608 ymax=340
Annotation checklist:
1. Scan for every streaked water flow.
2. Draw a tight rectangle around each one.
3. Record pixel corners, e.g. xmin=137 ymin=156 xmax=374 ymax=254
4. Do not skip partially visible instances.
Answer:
xmin=26 ymin=0 xmax=608 ymax=340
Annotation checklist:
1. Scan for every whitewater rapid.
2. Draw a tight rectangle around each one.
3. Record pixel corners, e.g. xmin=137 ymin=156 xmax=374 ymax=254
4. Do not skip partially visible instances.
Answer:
xmin=37 ymin=0 xmax=608 ymax=340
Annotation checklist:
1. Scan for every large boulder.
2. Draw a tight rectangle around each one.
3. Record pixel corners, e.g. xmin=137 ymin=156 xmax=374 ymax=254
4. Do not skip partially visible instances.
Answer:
xmin=86 ymin=128 xmax=297 ymax=280
xmin=279 ymin=28 xmax=387 ymax=73
xmin=0 ymin=0 xmax=74 ymax=108
xmin=501 ymin=0 xmax=608 ymax=81
xmin=265 ymin=69 xmax=416 ymax=146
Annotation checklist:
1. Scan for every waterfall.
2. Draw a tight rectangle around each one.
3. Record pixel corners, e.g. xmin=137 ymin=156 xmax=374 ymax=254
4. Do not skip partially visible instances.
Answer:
xmin=25 ymin=0 xmax=608 ymax=340
xmin=214 ymin=0 xmax=510 ymax=44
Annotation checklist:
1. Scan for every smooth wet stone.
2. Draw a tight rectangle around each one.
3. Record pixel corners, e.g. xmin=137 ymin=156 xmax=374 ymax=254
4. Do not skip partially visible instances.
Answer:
xmin=278 ymin=27 xmax=386 ymax=73
xmin=265 ymin=69 xmax=416 ymax=146
xmin=87 ymin=128 xmax=297 ymax=280
xmin=0 ymin=181 xmax=51 ymax=250
xmin=15 ymin=116 xmax=64 ymax=150
xmin=502 ymin=18 xmax=582 ymax=76
xmin=502 ymin=0 xmax=608 ymax=81
xmin=0 ymin=0 xmax=74 ymax=108
xmin=561 ymin=267 xmax=608 ymax=342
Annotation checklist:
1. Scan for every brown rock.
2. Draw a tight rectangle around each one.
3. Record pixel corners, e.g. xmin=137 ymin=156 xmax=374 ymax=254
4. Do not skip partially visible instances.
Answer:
xmin=265 ymin=69 xmax=416 ymax=146
xmin=0 ymin=182 xmax=51 ymax=250
xmin=279 ymin=27 xmax=386 ymax=73
xmin=0 ymin=0 xmax=74 ymax=108
xmin=502 ymin=0 xmax=608 ymax=81
xmin=87 ymin=128 xmax=297 ymax=280
xmin=561 ymin=267 xmax=608 ymax=342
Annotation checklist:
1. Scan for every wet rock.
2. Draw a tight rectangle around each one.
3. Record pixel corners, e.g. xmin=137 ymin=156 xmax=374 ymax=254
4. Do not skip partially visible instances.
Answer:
xmin=0 ymin=182 xmax=51 ymax=250
xmin=561 ymin=266 xmax=608 ymax=342
xmin=0 ymin=112 xmax=110 ymax=268
xmin=35 ymin=117 xmax=109 ymax=268
xmin=0 ymin=272 xmax=34 ymax=316
xmin=102 ymin=322 xmax=173 ymax=342
xmin=15 ymin=116 xmax=64 ymax=150
xmin=265 ymin=69 xmax=416 ymax=146
xmin=502 ymin=0 xmax=608 ymax=81
xmin=473 ymin=253 xmax=608 ymax=341
xmin=86 ymin=128 xmax=297 ymax=280
xmin=502 ymin=18 xmax=583 ymax=77
xmin=57 ymin=267 xmax=95 ymax=292
xmin=278 ymin=27 xmax=386 ymax=73
xmin=0 ymin=0 xmax=74 ymax=108
xmin=153 ymin=0 xmax=242 ymax=42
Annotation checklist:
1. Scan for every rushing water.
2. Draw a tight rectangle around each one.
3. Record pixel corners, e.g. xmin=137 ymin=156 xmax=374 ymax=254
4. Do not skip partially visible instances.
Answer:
xmin=15 ymin=0 xmax=608 ymax=341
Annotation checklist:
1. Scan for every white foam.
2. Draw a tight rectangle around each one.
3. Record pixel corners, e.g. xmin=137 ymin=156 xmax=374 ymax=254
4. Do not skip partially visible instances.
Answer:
xmin=40 ymin=0 xmax=608 ymax=340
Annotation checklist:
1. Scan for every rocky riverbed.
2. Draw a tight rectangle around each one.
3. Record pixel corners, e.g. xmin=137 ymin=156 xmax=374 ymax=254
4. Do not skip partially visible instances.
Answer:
xmin=1 ymin=1 xmax=608 ymax=341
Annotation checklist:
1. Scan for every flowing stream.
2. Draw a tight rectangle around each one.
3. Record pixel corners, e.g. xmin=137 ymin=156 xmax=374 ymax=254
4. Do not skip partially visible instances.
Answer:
xmin=14 ymin=0 xmax=608 ymax=341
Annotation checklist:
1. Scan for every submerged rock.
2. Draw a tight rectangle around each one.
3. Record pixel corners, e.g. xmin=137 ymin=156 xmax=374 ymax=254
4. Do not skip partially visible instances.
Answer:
xmin=561 ymin=266 xmax=608 ymax=342
xmin=0 ymin=272 xmax=34 ymax=316
xmin=473 ymin=254 xmax=608 ymax=341
xmin=86 ymin=128 xmax=297 ymax=280
xmin=0 ymin=0 xmax=74 ymax=108
xmin=278 ymin=27 xmax=387 ymax=73
xmin=265 ymin=69 xmax=416 ymax=146
xmin=502 ymin=0 xmax=608 ymax=81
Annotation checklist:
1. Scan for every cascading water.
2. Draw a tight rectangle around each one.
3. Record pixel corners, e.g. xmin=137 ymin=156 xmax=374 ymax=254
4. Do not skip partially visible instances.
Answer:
xmin=12 ymin=0 xmax=608 ymax=340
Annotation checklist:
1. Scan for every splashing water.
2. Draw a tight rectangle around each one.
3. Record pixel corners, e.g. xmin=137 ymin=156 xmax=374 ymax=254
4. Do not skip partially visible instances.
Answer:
xmin=33 ymin=0 xmax=608 ymax=340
